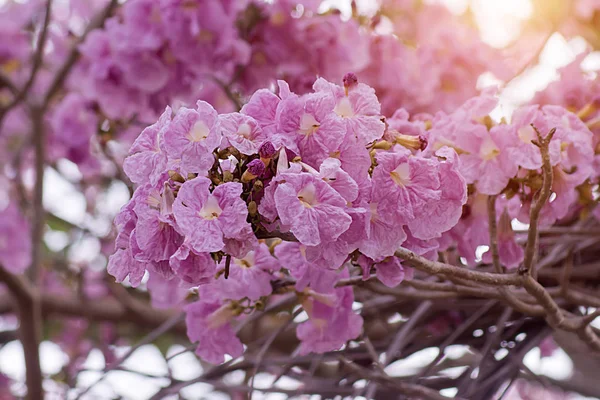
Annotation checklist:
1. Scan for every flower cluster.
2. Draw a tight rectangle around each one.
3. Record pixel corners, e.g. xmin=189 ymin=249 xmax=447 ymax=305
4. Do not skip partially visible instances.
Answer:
xmin=109 ymin=74 xmax=468 ymax=361
xmin=111 ymin=66 xmax=600 ymax=363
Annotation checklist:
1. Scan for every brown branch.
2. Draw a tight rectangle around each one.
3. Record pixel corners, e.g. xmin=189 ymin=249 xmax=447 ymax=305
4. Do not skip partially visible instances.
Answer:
xmin=487 ymin=195 xmax=542 ymax=314
xmin=340 ymin=356 xmax=463 ymax=400
xmin=458 ymin=307 xmax=513 ymax=397
xmin=0 ymin=266 xmax=41 ymax=400
xmin=0 ymin=72 xmax=18 ymax=96
xmin=364 ymin=301 xmax=432 ymax=398
xmin=394 ymin=247 xmax=523 ymax=286
xmin=248 ymin=309 xmax=300 ymax=398
xmin=75 ymin=312 xmax=185 ymax=399
xmin=414 ymin=300 xmax=498 ymax=382
xmin=523 ymin=126 xmax=556 ymax=276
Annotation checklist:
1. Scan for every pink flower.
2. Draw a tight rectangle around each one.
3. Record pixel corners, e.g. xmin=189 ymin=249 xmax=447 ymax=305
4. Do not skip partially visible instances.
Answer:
xmin=376 ymin=257 xmax=407 ymax=288
xmin=371 ymin=147 xmax=441 ymax=224
xmin=276 ymin=91 xmax=346 ymax=168
xmin=313 ymin=77 xmax=385 ymax=145
xmin=50 ymin=93 xmax=98 ymax=158
xmin=123 ymin=106 xmax=171 ymax=186
xmin=407 ymin=147 xmax=467 ymax=240
xmin=443 ymin=193 xmax=489 ymax=266
xmin=215 ymin=243 xmax=279 ymax=301
xmin=147 ymin=273 xmax=188 ymax=310
xmin=173 ymin=178 xmax=250 ymax=253
xmin=274 ymin=242 xmax=339 ymax=292
xmin=170 ymin=243 xmax=216 ymax=286
xmin=131 ymin=185 xmax=184 ymax=263
xmin=297 ymin=283 xmax=363 ymax=355
xmin=217 ymin=113 xmax=266 ymax=155
xmin=107 ymin=247 xmax=147 ymax=288
xmin=304 ymin=206 xmax=369 ymax=270
xmin=185 ymin=292 xmax=244 ymax=364
xmin=270 ymin=171 xmax=352 ymax=246
xmin=241 ymin=89 xmax=280 ymax=136
xmin=163 ymin=101 xmax=220 ymax=175
xmin=359 ymin=202 xmax=407 ymax=260
xmin=483 ymin=207 xmax=523 ymax=269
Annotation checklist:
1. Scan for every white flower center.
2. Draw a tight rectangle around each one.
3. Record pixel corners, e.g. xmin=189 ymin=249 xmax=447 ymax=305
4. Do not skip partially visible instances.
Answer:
xmin=198 ymin=195 xmax=222 ymax=220
xmin=237 ymin=122 xmax=252 ymax=138
xmin=234 ymin=252 xmax=255 ymax=269
xmin=517 ymin=126 xmax=535 ymax=144
xmin=479 ymin=136 xmax=500 ymax=161
xmin=334 ymin=97 xmax=354 ymax=118
xmin=188 ymin=120 xmax=210 ymax=142
xmin=390 ymin=163 xmax=411 ymax=187
xmin=299 ymin=113 xmax=320 ymax=136
xmin=297 ymin=182 xmax=318 ymax=208
xmin=369 ymin=203 xmax=379 ymax=222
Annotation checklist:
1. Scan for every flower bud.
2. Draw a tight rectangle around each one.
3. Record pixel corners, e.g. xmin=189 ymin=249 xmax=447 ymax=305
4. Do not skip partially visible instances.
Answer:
xmin=258 ymin=141 xmax=276 ymax=159
xmin=248 ymin=200 xmax=258 ymax=217
xmin=394 ymin=133 xmax=428 ymax=151
xmin=577 ymin=98 xmax=600 ymax=120
xmin=372 ymin=140 xmax=393 ymax=150
xmin=253 ymin=180 xmax=264 ymax=192
xmin=223 ymin=170 xmax=234 ymax=182
xmin=343 ymin=72 xmax=358 ymax=95
xmin=168 ymin=170 xmax=185 ymax=183
xmin=241 ymin=159 xmax=266 ymax=182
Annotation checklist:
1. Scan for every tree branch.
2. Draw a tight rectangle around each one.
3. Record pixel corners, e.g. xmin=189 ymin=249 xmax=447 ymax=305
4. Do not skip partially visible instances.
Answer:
xmin=523 ymin=126 xmax=556 ymax=276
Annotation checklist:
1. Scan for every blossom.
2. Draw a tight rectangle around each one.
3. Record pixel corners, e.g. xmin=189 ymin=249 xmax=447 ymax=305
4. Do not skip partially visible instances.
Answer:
xmin=241 ymin=89 xmax=280 ymax=136
xmin=130 ymin=185 xmax=183 ymax=263
xmin=163 ymin=101 xmax=220 ymax=175
xmin=215 ymin=243 xmax=279 ymax=301
xmin=311 ymin=158 xmax=359 ymax=203
xmin=271 ymin=171 xmax=352 ymax=246
xmin=304 ymin=206 xmax=369 ymax=270
xmin=276 ymin=90 xmax=346 ymax=167
xmin=185 ymin=292 xmax=244 ymax=364
xmin=406 ymin=147 xmax=467 ymax=240
xmin=123 ymin=106 xmax=172 ymax=186
xmin=313 ymin=76 xmax=385 ymax=145
xmin=297 ymin=283 xmax=363 ymax=355
xmin=173 ymin=178 xmax=250 ymax=253
xmin=50 ymin=93 xmax=98 ymax=159
xmin=376 ymin=257 xmax=407 ymax=288
xmin=107 ymin=247 xmax=147 ymax=288
xmin=359 ymin=202 xmax=407 ymax=260
xmin=170 ymin=243 xmax=216 ymax=286
xmin=147 ymin=273 xmax=189 ymax=309
xmin=371 ymin=147 xmax=441 ymax=224
xmin=217 ymin=113 xmax=266 ymax=155
xmin=274 ymin=242 xmax=339 ymax=292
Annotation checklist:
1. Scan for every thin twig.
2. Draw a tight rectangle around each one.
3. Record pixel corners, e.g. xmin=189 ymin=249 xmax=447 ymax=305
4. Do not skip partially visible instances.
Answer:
xmin=523 ymin=126 xmax=556 ymax=276
xmin=42 ymin=0 xmax=119 ymax=108
xmin=0 ymin=0 xmax=53 ymax=126
xmin=75 ymin=312 xmax=185 ymax=399
xmin=248 ymin=309 xmax=300 ymax=398
xmin=364 ymin=301 xmax=432 ymax=398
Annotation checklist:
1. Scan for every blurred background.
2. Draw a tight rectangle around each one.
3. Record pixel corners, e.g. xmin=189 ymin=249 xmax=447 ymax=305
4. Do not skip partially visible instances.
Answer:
xmin=2 ymin=0 xmax=600 ymax=398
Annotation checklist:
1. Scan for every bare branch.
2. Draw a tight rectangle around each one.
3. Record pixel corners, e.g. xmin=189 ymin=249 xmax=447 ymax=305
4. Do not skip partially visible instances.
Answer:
xmin=523 ymin=126 xmax=556 ymax=276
